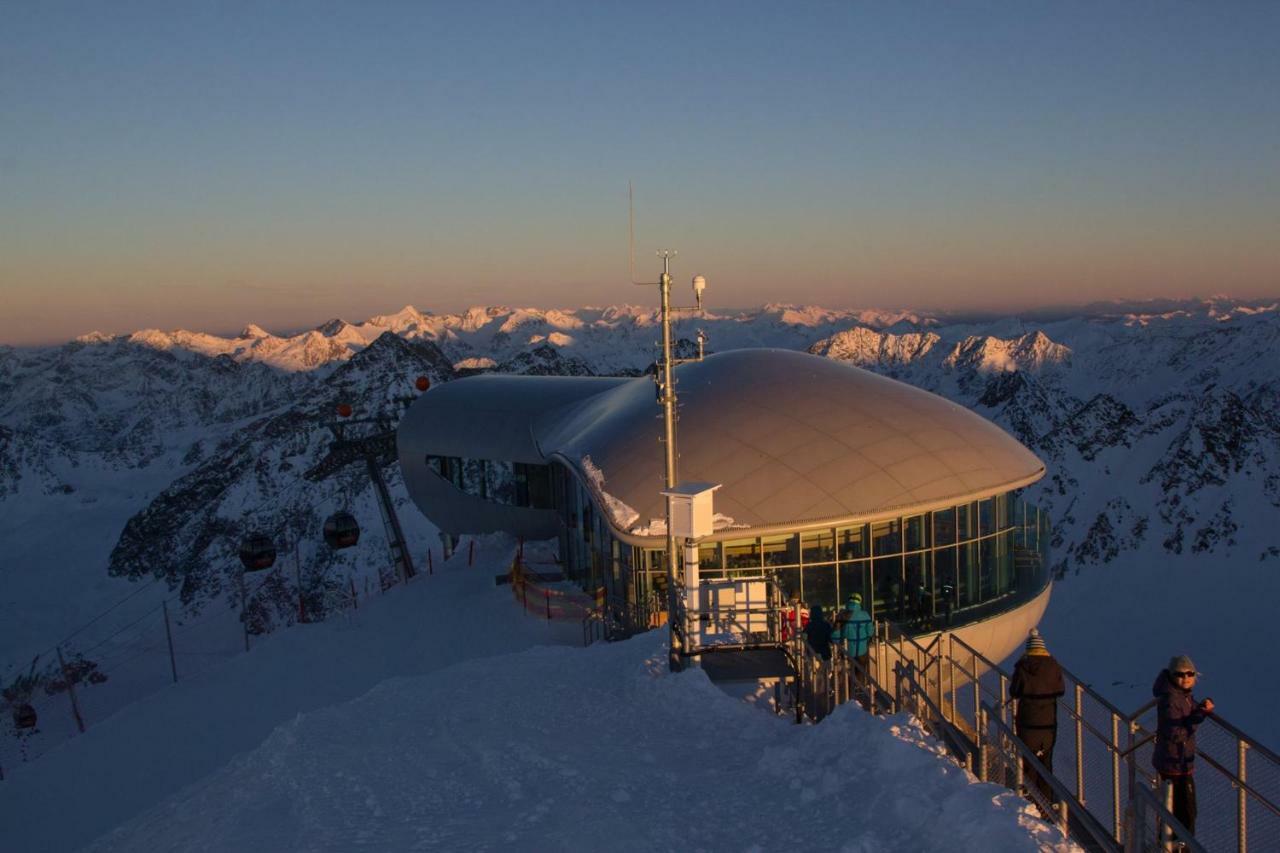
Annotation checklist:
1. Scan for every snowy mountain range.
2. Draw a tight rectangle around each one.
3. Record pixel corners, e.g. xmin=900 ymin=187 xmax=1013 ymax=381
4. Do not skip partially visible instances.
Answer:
xmin=3 ymin=296 xmax=1279 ymax=739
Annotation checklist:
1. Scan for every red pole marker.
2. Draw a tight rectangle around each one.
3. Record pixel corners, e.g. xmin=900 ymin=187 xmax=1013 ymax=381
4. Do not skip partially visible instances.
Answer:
xmin=545 ymin=588 xmax=552 ymax=620
xmin=468 ymin=539 xmax=475 ymax=567
xmin=427 ymin=549 xmax=434 ymax=574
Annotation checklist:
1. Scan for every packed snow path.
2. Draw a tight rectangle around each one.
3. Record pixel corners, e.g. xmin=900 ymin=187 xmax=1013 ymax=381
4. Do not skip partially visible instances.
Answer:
xmin=4 ymin=538 xmax=1072 ymax=852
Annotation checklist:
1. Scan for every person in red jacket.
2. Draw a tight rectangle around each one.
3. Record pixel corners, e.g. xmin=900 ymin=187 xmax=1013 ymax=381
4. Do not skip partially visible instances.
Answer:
xmin=1153 ymin=655 xmax=1215 ymax=836
xmin=1010 ymin=628 xmax=1065 ymax=809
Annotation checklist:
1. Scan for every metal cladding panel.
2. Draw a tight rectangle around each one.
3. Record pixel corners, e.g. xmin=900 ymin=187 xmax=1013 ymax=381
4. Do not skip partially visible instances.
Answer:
xmin=538 ymin=349 xmax=1043 ymax=535
xmin=397 ymin=348 xmax=1045 ymax=540
xmin=397 ymin=373 xmax=627 ymax=465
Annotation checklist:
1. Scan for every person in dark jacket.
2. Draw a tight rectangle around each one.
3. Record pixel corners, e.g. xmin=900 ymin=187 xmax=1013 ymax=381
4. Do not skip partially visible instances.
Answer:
xmin=803 ymin=604 xmax=832 ymax=661
xmin=1153 ymin=655 xmax=1214 ymax=836
xmin=1009 ymin=628 xmax=1065 ymax=808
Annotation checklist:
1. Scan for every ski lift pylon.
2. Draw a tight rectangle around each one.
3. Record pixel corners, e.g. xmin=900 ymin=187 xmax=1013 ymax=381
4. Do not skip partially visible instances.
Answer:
xmin=238 ymin=533 xmax=277 ymax=571
xmin=323 ymin=511 xmax=360 ymax=550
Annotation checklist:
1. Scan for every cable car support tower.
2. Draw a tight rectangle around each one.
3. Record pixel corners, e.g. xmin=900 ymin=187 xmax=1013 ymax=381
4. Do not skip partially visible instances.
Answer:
xmin=304 ymin=399 xmax=421 ymax=585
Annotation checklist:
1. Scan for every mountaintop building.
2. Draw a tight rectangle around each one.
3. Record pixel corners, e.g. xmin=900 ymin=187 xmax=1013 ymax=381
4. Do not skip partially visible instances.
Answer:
xmin=398 ymin=348 xmax=1051 ymax=663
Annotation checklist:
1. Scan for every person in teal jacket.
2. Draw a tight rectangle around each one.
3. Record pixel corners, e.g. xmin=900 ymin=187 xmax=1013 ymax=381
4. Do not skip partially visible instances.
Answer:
xmin=832 ymin=593 xmax=874 ymax=675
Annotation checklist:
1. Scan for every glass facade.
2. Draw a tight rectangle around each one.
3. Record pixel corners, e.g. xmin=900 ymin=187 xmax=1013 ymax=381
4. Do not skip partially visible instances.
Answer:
xmin=429 ymin=452 xmax=1051 ymax=636
xmin=552 ymin=461 xmax=1051 ymax=635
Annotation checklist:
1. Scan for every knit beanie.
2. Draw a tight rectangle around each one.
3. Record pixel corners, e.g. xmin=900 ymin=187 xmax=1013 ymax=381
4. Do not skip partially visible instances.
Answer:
xmin=1025 ymin=628 xmax=1048 ymax=655
xmin=1168 ymin=655 xmax=1197 ymax=675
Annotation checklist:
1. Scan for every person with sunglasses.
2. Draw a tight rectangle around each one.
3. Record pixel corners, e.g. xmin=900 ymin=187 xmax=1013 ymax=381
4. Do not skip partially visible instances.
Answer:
xmin=1152 ymin=655 xmax=1215 ymax=837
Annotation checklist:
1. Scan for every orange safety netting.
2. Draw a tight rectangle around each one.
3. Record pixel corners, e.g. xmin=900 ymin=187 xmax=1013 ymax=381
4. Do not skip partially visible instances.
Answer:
xmin=508 ymin=558 xmax=602 ymax=621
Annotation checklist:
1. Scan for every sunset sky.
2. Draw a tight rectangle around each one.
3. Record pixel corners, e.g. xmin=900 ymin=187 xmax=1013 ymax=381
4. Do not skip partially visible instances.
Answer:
xmin=3 ymin=2 xmax=1278 ymax=345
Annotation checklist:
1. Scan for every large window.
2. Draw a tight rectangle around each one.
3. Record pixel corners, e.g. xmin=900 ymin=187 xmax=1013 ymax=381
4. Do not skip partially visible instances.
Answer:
xmin=801 ymin=530 xmax=834 ymax=565
xmin=565 ymin=478 xmax=1050 ymax=637
xmin=724 ymin=538 xmax=761 ymax=570
xmin=425 ymin=455 xmax=553 ymax=509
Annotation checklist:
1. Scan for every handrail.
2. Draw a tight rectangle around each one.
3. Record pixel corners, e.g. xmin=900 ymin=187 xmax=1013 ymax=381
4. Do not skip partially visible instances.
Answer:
xmin=1128 ymin=697 xmax=1158 ymax=719
xmin=943 ymin=653 xmax=1008 ymax=712
xmin=1123 ymin=699 xmax=1280 ymax=819
xmin=877 ymin=623 xmax=1279 ymax=852
xmin=1129 ymin=782 xmax=1209 ymax=853
xmin=1204 ymin=714 xmax=1280 ymax=765
xmin=845 ymin=651 xmax=895 ymax=713
xmin=1130 ymin=701 xmax=1280 ymax=779
xmin=1118 ymin=732 xmax=1156 ymax=759
xmin=896 ymin=663 xmax=977 ymax=765
xmin=947 ymin=631 xmax=1009 ymax=676
xmin=1193 ymin=750 xmax=1280 ymax=820
xmin=980 ymin=700 xmax=1121 ymax=853
xmin=1055 ymin=662 xmax=1131 ymax=720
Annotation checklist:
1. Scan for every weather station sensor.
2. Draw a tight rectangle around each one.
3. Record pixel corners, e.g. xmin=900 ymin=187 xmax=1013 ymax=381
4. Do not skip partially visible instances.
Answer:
xmin=659 ymin=482 xmax=721 ymax=540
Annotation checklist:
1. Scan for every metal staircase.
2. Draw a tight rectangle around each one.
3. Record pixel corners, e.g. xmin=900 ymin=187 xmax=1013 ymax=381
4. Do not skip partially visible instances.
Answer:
xmin=781 ymin=622 xmax=1278 ymax=853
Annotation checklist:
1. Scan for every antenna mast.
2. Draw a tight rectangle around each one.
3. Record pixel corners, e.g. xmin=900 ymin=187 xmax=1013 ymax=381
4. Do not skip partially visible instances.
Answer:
xmin=631 ymin=186 xmax=712 ymax=670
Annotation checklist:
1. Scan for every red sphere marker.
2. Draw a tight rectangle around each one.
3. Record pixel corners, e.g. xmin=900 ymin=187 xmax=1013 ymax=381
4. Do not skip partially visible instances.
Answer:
xmin=336 ymin=403 xmax=353 ymax=418
xmin=415 ymin=376 xmax=431 ymax=392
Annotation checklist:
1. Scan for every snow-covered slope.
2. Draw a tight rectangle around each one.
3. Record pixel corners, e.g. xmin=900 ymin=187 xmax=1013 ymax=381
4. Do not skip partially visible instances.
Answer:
xmin=0 ymin=539 xmax=1070 ymax=853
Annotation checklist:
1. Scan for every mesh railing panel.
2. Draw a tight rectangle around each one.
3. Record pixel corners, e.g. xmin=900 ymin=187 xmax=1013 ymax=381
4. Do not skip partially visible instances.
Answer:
xmin=1128 ymin=706 xmax=1280 ymax=853
xmin=1128 ymin=781 xmax=1206 ymax=853
xmin=1193 ymin=718 xmax=1250 ymax=852
xmin=1075 ymin=688 xmax=1126 ymax=843
xmin=1242 ymin=735 xmax=1280 ymax=853
xmin=812 ymin=623 xmax=1278 ymax=853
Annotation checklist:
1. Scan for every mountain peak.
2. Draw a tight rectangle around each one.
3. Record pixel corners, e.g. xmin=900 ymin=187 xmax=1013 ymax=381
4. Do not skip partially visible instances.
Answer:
xmin=239 ymin=324 xmax=271 ymax=339
xmin=316 ymin=318 xmax=349 ymax=337
xmin=368 ymin=305 xmax=426 ymax=332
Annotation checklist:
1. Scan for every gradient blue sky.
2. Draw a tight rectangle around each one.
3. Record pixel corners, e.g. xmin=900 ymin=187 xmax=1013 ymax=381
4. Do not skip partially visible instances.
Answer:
xmin=3 ymin=2 xmax=1278 ymax=344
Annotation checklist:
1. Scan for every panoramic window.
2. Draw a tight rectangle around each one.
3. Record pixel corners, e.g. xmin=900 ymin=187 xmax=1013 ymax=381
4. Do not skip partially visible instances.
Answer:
xmin=594 ymin=486 xmax=1048 ymax=637
xmin=425 ymin=454 xmax=552 ymax=508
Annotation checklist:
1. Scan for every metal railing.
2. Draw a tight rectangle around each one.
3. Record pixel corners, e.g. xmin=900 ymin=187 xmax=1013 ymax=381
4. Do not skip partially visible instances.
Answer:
xmin=788 ymin=633 xmax=897 ymax=723
xmin=976 ymin=696 xmax=1121 ymax=852
xmin=864 ymin=620 xmax=1278 ymax=853
xmin=1127 ymin=780 xmax=1209 ymax=853
xmin=1125 ymin=698 xmax=1280 ymax=852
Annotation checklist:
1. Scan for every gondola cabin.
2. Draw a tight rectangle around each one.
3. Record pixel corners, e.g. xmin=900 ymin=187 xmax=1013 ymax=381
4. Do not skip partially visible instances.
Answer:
xmin=238 ymin=533 xmax=277 ymax=572
xmin=323 ymin=512 xmax=361 ymax=549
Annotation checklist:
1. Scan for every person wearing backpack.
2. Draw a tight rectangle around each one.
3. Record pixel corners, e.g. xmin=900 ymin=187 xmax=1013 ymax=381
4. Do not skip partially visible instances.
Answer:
xmin=803 ymin=604 xmax=832 ymax=661
xmin=831 ymin=593 xmax=873 ymax=687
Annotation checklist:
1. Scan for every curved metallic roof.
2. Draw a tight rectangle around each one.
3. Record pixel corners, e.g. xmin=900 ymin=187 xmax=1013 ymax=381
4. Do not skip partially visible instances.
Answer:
xmin=398 ymin=373 xmax=627 ymax=464
xmin=399 ymin=348 xmax=1045 ymax=540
